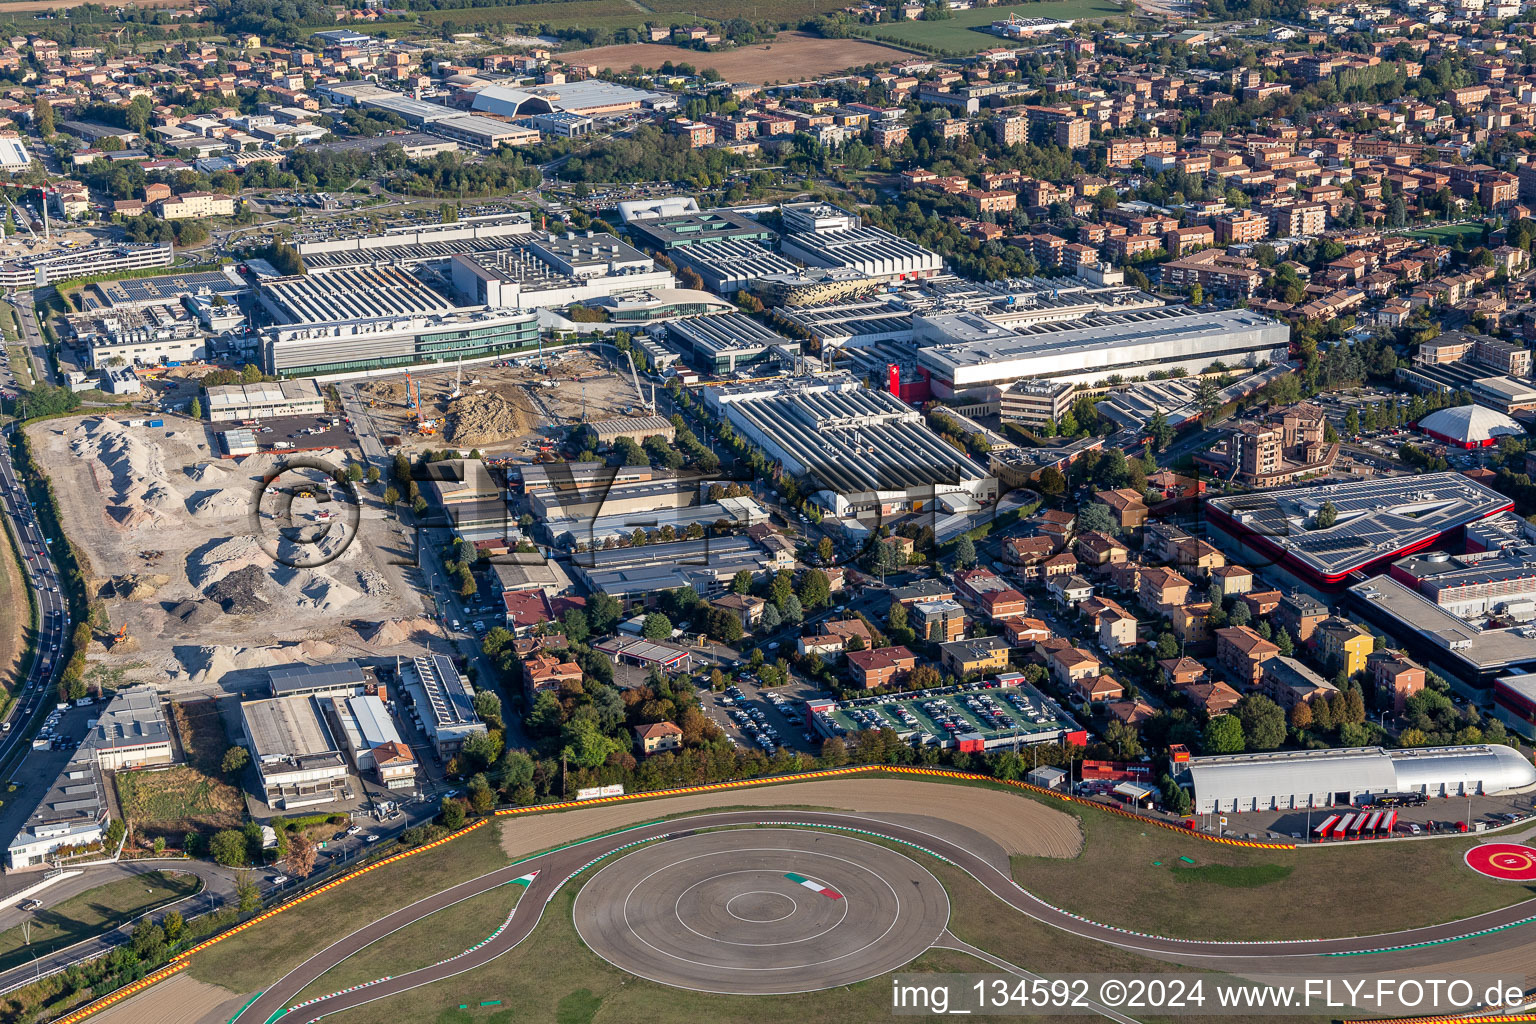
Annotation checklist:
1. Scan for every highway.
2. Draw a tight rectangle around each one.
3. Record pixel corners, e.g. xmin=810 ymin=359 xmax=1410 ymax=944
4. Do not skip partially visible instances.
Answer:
xmin=232 ymin=808 xmax=1536 ymax=1024
xmin=0 ymin=421 xmax=66 ymax=753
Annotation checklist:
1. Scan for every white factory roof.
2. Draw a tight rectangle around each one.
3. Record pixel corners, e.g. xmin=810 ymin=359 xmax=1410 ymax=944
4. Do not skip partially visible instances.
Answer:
xmin=1187 ymin=744 xmax=1536 ymax=804
xmin=470 ymin=80 xmax=671 ymax=117
xmin=1418 ymin=404 xmax=1524 ymax=445
xmin=0 ymin=135 xmax=32 ymax=167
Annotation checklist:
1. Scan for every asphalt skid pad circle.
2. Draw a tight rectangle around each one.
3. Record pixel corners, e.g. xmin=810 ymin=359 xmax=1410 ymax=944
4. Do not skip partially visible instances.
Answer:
xmin=1465 ymin=842 xmax=1536 ymax=881
xmin=573 ymin=829 xmax=950 ymax=994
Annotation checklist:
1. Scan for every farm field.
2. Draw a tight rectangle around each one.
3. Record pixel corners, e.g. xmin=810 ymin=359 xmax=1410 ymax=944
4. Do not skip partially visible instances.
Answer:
xmin=0 ymin=871 xmax=200 ymax=974
xmin=113 ymin=700 xmax=243 ymax=843
xmin=863 ymin=0 xmax=1128 ymax=51
xmin=422 ymin=0 xmax=645 ymax=30
xmin=573 ymin=32 xmax=914 ymax=82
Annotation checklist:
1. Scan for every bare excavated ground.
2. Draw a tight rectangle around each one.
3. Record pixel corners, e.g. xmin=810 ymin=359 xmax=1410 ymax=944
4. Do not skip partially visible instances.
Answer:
xmin=88 ymin=973 xmax=244 ymax=1024
xmin=30 ymin=416 xmax=442 ymax=697
xmin=500 ymin=778 xmax=1084 ymax=864
xmin=358 ymin=354 xmax=641 ymax=455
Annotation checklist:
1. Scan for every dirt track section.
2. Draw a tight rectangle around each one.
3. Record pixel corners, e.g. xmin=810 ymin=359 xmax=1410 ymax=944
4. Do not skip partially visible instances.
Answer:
xmin=499 ymin=779 xmax=1083 ymax=864
xmin=231 ymin=810 xmax=1536 ymax=1024
xmin=88 ymin=974 xmax=244 ymax=1024
xmin=572 ymin=830 xmax=949 ymax=994
xmin=571 ymin=32 xmax=913 ymax=84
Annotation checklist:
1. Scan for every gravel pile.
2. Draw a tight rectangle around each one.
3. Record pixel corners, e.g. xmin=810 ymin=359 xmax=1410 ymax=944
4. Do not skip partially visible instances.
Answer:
xmin=204 ymin=564 xmax=269 ymax=613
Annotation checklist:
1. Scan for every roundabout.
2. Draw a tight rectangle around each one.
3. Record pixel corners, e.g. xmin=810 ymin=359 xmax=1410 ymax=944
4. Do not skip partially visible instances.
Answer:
xmin=571 ymin=830 xmax=951 ymax=994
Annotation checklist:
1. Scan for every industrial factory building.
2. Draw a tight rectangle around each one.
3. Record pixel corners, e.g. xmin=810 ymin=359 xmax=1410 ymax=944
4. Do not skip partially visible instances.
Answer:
xmin=1183 ymin=744 xmax=1536 ymax=813
xmin=913 ymin=307 xmax=1290 ymax=397
xmin=1207 ymin=473 xmax=1512 ymax=588
xmin=717 ymin=378 xmax=996 ymax=517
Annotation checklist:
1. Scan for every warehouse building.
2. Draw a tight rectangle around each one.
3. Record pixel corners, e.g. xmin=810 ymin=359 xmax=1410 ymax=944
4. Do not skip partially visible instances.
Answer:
xmin=1183 ymin=744 xmax=1536 ymax=813
xmin=0 ymin=241 xmax=173 ymax=290
xmin=299 ymin=214 xmax=534 ymax=271
xmin=260 ymin=266 xmax=455 ymax=325
xmin=240 ymin=694 xmax=352 ymax=810
xmin=467 ymin=79 xmax=674 ymax=118
xmin=268 ymin=660 xmax=369 ymax=699
xmin=782 ymin=224 xmax=943 ymax=284
xmin=449 ymin=234 xmax=674 ymax=309
xmin=775 ymin=298 xmax=914 ymax=350
xmin=588 ymin=415 xmax=675 ymax=445
xmin=625 ymin=208 xmax=775 ymax=251
xmin=205 ymin=378 xmax=325 ymax=422
xmin=1208 ymin=473 xmax=1512 ymax=589
xmin=718 ymin=381 xmax=996 ymax=517
xmin=670 ymin=239 xmax=801 ymax=295
xmin=326 ymin=694 xmax=417 ymax=789
xmin=573 ymin=533 xmax=790 ymax=601
xmin=530 ymin=476 xmax=701 ymax=522
xmin=318 ymin=83 xmax=539 ymax=150
xmin=667 ymin=311 xmax=800 ymax=374
xmin=262 ymin=307 xmax=540 ymax=377
xmin=401 ymin=654 xmax=486 ymax=759
xmin=914 ymin=307 xmax=1291 ymax=397
xmin=1348 ymin=575 xmax=1536 ymax=690
xmin=6 ymin=688 xmax=174 ymax=869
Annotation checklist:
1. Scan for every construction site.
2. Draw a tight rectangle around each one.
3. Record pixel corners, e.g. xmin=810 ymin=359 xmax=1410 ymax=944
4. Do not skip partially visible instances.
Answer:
xmin=25 ymin=415 xmax=449 ymax=699
xmin=354 ymin=348 xmax=650 ymax=455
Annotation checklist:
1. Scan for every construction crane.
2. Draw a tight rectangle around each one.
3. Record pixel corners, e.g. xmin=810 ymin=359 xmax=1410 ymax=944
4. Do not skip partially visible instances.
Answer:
xmin=404 ymin=373 xmax=418 ymax=410
xmin=621 ymin=348 xmax=652 ymax=412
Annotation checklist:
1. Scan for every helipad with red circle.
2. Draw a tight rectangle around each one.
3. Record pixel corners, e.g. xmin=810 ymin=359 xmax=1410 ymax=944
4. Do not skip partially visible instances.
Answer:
xmin=1465 ymin=843 xmax=1536 ymax=881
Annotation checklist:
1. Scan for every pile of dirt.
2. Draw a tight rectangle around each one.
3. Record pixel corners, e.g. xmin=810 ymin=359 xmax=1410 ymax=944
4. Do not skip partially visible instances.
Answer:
xmin=355 ymin=568 xmax=390 ymax=595
xmin=187 ymin=536 xmax=268 ymax=589
xmin=362 ymin=616 xmax=440 ymax=648
xmin=108 ymin=574 xmax=167 ymax=600
xmin=362 ymin=379 xmax=407 ymax=404
xmin=177 ymin=639 xmax=341 ymax=688
xmin=447 ymin=391 xmax=536 ymax=447
xmin=187 ymin=488 xmax=250 ymax=519
xmin=70 ymin=418 xmax=180 ymax=529
xmin=204 ymin=563 xmax=268 ymax=613
xmin=299 ymin=572 xmax=360 ymax=612
xmin=166 ymin=599 xmax=220 ymax=627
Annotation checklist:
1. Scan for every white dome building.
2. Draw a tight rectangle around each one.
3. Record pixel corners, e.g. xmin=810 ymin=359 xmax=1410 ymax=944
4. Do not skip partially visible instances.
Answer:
xmin=1417 ymin=404 xmax=1525 ymax=449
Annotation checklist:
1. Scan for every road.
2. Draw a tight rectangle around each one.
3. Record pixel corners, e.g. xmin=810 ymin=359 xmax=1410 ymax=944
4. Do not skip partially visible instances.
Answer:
xmin=231 ymin=808 xmax=1536 ymax=1024
xmin=0 ymin=860 xmax=236 ymax=997
xmin=0 ymin=422 xmax=66 ymax=754
xmin=6 ymin=292 xmax=53 ymax=388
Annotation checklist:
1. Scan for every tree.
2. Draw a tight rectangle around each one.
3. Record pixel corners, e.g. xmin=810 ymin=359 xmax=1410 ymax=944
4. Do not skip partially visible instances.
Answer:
xmin=1102 ymin=719 xmax=1143 ymax=759
xmin=1229 ymin=601 xmax=1251 ymax=627
xmin=210 ymin=829 xmax=247 ymax=867
xmin=472 ymin=689 xmax=503 ymax=731
xmin=1156 ymin=632 xmax=1178 ymax=660
xmin=817 ymin=536 xmax=834 ymax=563
xmin=561 ymin=607 xmax=590 ymax=644
xmin=439 ymin=796 xmax=467 ymax=830
xmin=235 ymin=871 xmax=261 ymax=912
xmin=467 ymin=774 xmax=497 ymax=815
xmin=33 ymin=97 xmax=53 ymax=137
xmin=1316 ymin=500 xmax=1338 ymax=529
xmin=460 ymin=731 xmax=503 ymax=773
xmin=588 ymin=592 xmax=622 ymax=635
xmin=189 ymin=396 xmax=202 ymax=419
xmin=1203 ymin=714 xmax=1245 ymax=754
xmin=731 ymin=569 xmax=753 ymax=596
xmin=781 ymin=595 xmax=804 ymax=625
xmin=366 ymin=466 xmax=381 ymax=485
xmin=1076 ymin=502 xmax=1117 ymax=536
xmin=1148 ymin=409 xmax=1174 ymax=451
xmin=221 ymin=745 xmax=249 ymax=775
xmin=1275 ymin=627 xmax=1295 ymax=657
xmin=642 ymin=613 xmax=673 ymax=639
xmin=954 ymin=534 xmax=977 ymax=570
xmin=347 ymin=462 xmax=363 ymax=482
xmin=798 ymin=569 xmax=831 ymax=610
xmin=1037 ymin=466 xmax=1066 ymax=496
xmin=1289 ymin=700 xmax=1313 ymax=731
xmin=1188 ymin=282 xmax=1203 ymax=307
xmin=1234 ymin=694 xmax=1286 ymax=751
xmin=383 ymin=485 xmax=400 ymax=506
xmin=284 ymin=834 xmax=317 ymax=877
xmin=1194 ymin=377 xmax=1221 ymax=420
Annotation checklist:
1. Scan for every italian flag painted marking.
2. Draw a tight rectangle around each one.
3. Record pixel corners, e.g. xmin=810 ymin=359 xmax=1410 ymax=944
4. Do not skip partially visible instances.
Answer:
xmin=785 ymin=872 xmax=842 ymax=899
xmin=509 ymin=871 xmax=539 ymax=887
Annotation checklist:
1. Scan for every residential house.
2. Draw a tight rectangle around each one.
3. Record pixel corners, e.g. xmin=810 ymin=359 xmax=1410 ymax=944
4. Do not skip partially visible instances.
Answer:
xmin=1051 ymin=645 xmax=1102 ymax=688
xmin=1313 ymin=617 xmax=1373 ymax=676
xmin=1139 ymin=566 xmax=1193 ymax=613
xmin=1260 ymin=656 xmax=1338 ymax=710
xmin=1209 ymin=565 xmax=1254 ymax=597
xmin=1158 ymin=656 xmax=1207 ymax=688
xmin=1075 ymin=531 xmax=1129 ymax=567
xmin=1179 ymin=680 xmax=1242 ymax=717
xmin=1273 ymin=592 xmax=1328 ymax=642
xmin=1368 ymin=651 xmax=1426 ymax=714
xmin=1076 ymin=672 xmax=1124 ymax=703
xmin=634 ymin=721 xmax=684 ymax=755
xmin=1215 ymin=625 xmax=1279 ymax=686
xmin=940 ymin=637 xmax=1011 ymax=677
xmin=847 ymin=646 xmax=918 ymax=689
xmin=1095 ymin=488 xmax=1148 ymax=531
xmin=1098 ymin=606 xmax=1138 ymax=653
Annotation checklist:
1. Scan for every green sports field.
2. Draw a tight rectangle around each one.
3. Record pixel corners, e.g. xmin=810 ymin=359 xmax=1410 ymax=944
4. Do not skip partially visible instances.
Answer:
xmin=862 ymin=0 xmax=1130 ymax=52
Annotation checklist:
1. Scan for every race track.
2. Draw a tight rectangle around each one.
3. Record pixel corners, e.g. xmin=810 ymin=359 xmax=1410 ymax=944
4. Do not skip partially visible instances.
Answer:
xmin=232 ymin=809 xmax=1536 ymax=1024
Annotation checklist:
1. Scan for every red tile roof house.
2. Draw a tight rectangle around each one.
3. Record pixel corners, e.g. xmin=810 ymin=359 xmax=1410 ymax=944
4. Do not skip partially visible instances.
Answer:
xmin=979 ymin=587 xmax=1029 ymax=622
xmin=1076 ymin=672 xmax=1125 ymax=703
xmin=1178 ymin=680 xmax=1242 ymax=717
xmin=1214 ymin=625 xmax=1279 ymax=687
xmin=846 ymin=645 xmax=917 ymax=689
xmin=1051 ymin=645 xmax=1101 ymax=688
xmin=634 ymin=721 xmax=684 ymax=755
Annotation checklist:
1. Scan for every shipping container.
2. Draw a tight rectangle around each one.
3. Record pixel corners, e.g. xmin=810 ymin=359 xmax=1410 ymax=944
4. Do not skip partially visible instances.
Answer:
xmin=146 ymin=419 xmax=164 ymax=428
